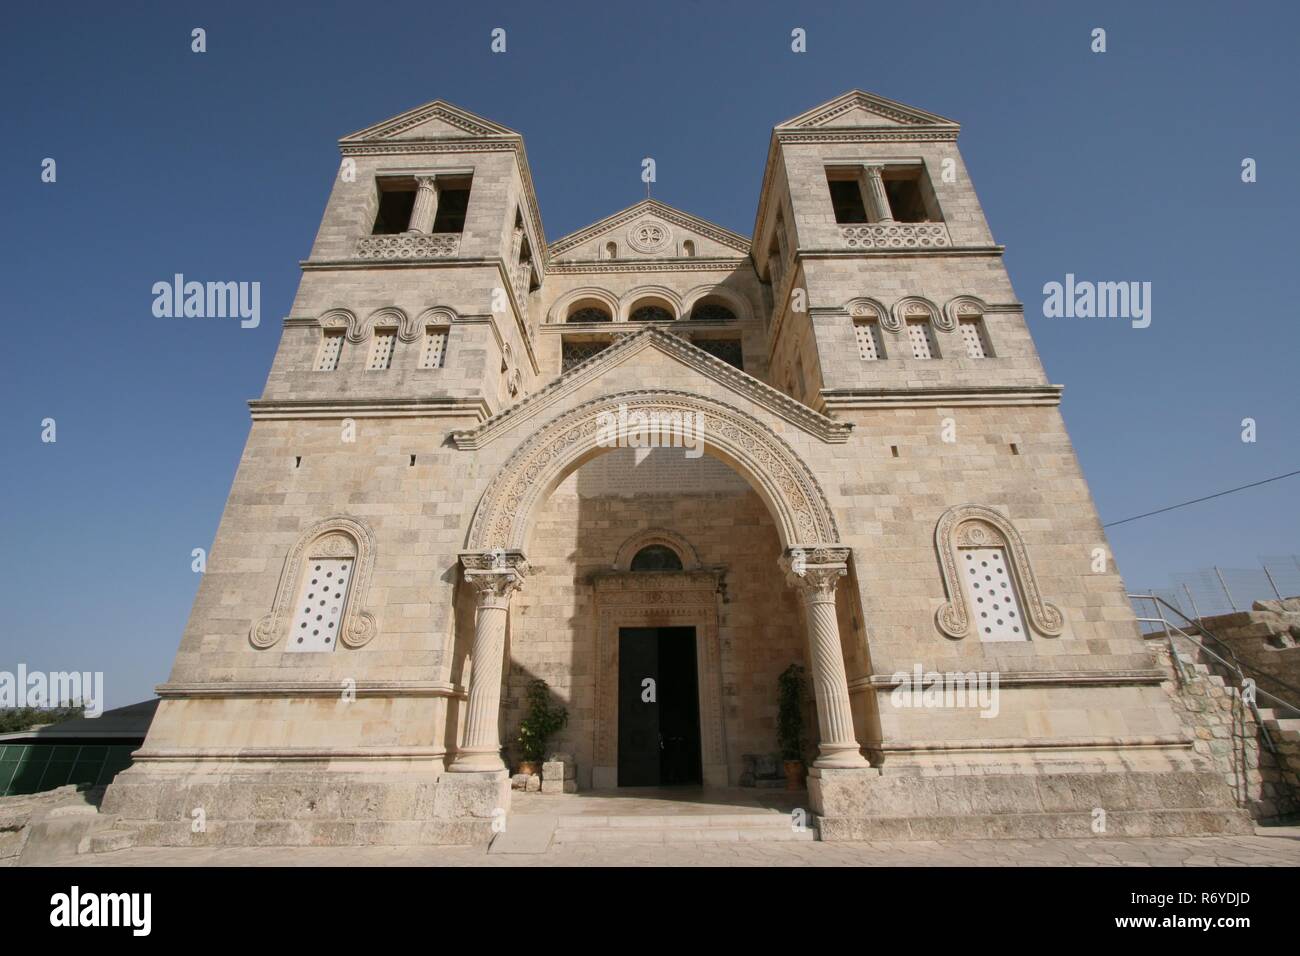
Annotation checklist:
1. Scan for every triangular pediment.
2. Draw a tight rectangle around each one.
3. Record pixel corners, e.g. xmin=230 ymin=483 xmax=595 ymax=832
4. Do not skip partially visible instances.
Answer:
xmin=340 ymin=99 xmax=518 ymax=143
xmin=548 ymin=199 xmax=749 ymax=262
xmin=776 ymin=90 xmax=959 ymax=131
xmin=451 ymin=326 xmax=850 ymax=450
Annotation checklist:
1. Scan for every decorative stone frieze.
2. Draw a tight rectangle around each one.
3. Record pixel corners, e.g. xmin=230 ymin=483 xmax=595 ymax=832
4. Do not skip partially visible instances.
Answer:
xmin=354 ymin=232 xmax=460 ymax=260
xmin=841 ymin=222 xmax=950 ymax=250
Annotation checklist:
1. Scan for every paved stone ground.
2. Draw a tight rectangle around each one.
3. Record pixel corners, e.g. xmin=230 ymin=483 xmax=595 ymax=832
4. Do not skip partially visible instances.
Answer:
xmin=58 ymin=827 xmax=1300 ymax=867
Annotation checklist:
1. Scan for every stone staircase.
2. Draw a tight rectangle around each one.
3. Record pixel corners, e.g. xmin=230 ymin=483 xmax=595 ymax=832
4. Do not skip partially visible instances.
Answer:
xmin=552 ymin=810 xmax=814 ymax=844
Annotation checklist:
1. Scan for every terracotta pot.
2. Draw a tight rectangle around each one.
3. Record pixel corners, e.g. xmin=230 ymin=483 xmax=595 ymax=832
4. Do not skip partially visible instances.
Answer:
xmin=518 ymin=761 xmax=540 ymax=776
xmin=783 ymin=759 xmax=806 ymax=790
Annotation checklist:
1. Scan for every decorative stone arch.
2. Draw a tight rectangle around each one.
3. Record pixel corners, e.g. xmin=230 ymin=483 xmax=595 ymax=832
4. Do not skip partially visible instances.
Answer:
xmin=934 ymin=504 xmax=1063 ymax=640
xmin=613 ymin=527 xmax=703 ymax=571
xmin=891 ymin=295 xmax=948 ymax=332
xmin=682 ymin=285 xmax=750 ymax=323
xmin=353 ymin=306 xmax=409 ymax=344
xmin=318 ymin=307 xmax=355 ymax=334
xmin=846 ymin=296 xmax=893 ymax=331
xmin=620 ymin=286 xmax=684 ymax=322
xmin=548 ymin=287 xmax=619 ymax=325
xmin=250 ymin=516 xmax=379 ymax=650
xmin=466 ymin=390 xmax=841 ymax=554
xmin=943 ymin=294 xmax=990 ymax=330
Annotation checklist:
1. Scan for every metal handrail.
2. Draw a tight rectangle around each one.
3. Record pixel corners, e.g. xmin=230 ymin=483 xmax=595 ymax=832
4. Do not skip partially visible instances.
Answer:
xmin=1131 ymin=593 xmax=1300 ymax=754
xmin=1133 ymin=592 xmax=1300 ymax=704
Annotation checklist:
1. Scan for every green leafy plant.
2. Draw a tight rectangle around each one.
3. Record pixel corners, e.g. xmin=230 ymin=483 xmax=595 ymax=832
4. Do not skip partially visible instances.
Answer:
xmin=516 ymin=679 xmax=568 ymax=764
xmin=777 ymin=664 xmax=807 ymax=762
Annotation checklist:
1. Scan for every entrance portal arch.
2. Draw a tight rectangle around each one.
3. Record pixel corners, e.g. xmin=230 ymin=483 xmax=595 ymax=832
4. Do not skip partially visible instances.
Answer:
xmin=466 ymin=389 xmax=841 ymax=554
xmin=450 ymin=389 xmax=868 ymax=778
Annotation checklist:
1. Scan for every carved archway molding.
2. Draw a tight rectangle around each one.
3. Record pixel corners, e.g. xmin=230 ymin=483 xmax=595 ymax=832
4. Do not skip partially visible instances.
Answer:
xmin=934 ymin=504 xmax=1063 ymax=640
xmin=250 ymin=515 xmax=379 ymax=650
xmin=466 ymin=390 xmax=841 ymax=552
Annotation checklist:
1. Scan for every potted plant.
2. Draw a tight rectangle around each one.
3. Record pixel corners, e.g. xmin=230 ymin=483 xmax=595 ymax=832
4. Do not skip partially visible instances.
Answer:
xmin=516 ymin=678 xmax=568 ymax=776
xmin=777 ymin=664 xmax=808 ymax=790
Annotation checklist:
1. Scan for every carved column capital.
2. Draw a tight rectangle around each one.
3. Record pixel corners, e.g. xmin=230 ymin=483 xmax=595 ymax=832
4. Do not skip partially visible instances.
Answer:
xmin=460 ymin=550 xmax=527 ymax=608
xmin=781 ymin=546 xmax=850 ymax=603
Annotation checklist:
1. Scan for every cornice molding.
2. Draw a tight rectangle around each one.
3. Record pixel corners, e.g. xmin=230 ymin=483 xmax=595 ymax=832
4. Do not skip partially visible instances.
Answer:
xmin=851 ymin=669 xmax=1166 ymax=691
xmin=248 ymin=397 xmax=492 ymax=421
xmin=157 ymin=680 xmax=463 ymax=699
xmin=819 ymin=385 xmax=1062 ymax=411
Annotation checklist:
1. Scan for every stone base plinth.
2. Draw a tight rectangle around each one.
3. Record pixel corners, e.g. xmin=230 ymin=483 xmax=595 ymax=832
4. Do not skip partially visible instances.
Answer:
xmin=101 ymin=764 xmax=510 ymax=848
xmin=809 ymin=766 xmax=1252 ymax=841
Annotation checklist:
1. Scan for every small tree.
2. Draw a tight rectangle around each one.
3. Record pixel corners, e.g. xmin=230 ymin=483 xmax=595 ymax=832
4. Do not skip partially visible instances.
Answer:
xmin=516 ymin=679 xmax=568 ymax=764
xmin=777 ymin=664 xmax=807 ymax=762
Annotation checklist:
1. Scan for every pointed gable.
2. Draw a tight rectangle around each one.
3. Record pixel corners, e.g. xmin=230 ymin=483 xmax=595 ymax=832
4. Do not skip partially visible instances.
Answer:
xmin=776 ymin=90 xmax=959 ymax=131
xmin=340 ymin=99 xmax=519 ymax=144
xmin=548 ymin=199 xmax=749 ymax=263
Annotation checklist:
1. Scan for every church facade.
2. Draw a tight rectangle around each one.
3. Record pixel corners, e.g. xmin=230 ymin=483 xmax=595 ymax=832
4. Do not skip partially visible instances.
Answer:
xmin=104 ymin=91 xmax=1247 ymax=844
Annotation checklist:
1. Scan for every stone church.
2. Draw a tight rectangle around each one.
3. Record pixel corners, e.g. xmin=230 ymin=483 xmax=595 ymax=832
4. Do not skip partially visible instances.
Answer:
xmin=104 ymin=90 xmax=1247 ymax=844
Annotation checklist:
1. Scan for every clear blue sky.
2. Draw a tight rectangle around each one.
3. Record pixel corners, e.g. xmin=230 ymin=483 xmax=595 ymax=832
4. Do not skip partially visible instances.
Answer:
xmin=2 ymin=1 xmax=1297 ymax=708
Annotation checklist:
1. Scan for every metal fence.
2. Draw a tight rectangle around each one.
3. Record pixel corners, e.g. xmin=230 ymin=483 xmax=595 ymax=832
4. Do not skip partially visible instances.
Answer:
xmin=1132 ymin=556 xmax=1300 ymax=632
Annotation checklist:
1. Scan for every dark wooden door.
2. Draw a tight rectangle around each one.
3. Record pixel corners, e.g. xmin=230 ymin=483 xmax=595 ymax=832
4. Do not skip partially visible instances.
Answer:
xmin=618 ymin=628 xmax=660 ymax=786
xmin=617 ymin=626 xmax=702 ymax=787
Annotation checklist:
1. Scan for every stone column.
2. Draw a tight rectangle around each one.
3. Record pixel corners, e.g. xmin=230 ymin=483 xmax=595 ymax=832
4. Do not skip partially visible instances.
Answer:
xmin=408 ymin=175 xmax=439 ymax=234
xmin=862 ymin=165 xmax=894 ymax=223
xmin=448 ymin=551 xmax=526 ymax=772
xmin=782 ymin=547 xmax=869 ymax=769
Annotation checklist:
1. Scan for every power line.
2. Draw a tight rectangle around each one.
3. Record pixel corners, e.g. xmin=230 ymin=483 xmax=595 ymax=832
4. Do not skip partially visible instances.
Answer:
xmin=1104 ymin=468 xmax=1300 ymax=528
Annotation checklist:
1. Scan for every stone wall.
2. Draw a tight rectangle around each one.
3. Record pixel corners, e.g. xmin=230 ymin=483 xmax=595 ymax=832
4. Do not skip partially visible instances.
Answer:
xmin=1150 ymin=630 xmax=1300 ymax=822
xmin=1187 ymin=598 xmax=1300 ymax=715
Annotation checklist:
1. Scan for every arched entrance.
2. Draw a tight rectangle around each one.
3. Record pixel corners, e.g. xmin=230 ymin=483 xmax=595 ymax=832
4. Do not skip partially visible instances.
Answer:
xmin=449 ymin=390 xmax=868 ymax=778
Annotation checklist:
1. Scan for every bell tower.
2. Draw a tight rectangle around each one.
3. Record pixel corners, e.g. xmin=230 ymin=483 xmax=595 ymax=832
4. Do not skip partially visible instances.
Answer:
xmin=262 ymin=99 xmax=546 ymax=418
xmin=753 ymin=90 xmax=1052 ymax=412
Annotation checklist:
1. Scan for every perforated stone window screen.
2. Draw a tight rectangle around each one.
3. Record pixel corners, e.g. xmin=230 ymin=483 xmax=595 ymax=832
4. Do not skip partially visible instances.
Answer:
xmin=960 ymin=547 xmax=1026 ymax=642
xmin=368 ymin=330 xmax=395 ymax=370
xmin=315 ymin=330 xmax=343 ymax=371
xmin=959 ymin=318 xmax=988 ymax=358
xmin=854 ymin=319 xmax=883 ymax=360
xmin=906 ymin=319 xmax=937 ymax=359
xmin=420 ymin=327 xmax=448 ymax=368
xmin=693 ymin=337 xmax=743 ymax=370
xmin=286 ymin=558 xmax=352 ymax=652
xmin=561 ymin=339 xmax=611 ymax=373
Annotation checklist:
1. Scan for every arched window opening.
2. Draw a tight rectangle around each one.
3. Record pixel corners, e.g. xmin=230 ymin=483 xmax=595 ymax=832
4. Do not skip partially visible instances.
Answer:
xmin=629 ymin=299 xmax=675 ymax=322
xmin=630 ymin=545 xmax=684 ymax=571
xmin=568 ymin=305 xmax=612 ymax=323
xmin=690 ymin=301 xmax=737 ymax=323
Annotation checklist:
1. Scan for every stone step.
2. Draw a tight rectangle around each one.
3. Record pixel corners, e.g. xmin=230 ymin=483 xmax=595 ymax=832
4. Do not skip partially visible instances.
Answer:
xmin=552 ymin=810 xmax=814 ymax=843
xmin=85 ymin=828 xmax=138 ymax=854
xmin=556 ymin=812 xmax=799 ymax=830
xmin=553 ymin=823 xmax=815 ymax=844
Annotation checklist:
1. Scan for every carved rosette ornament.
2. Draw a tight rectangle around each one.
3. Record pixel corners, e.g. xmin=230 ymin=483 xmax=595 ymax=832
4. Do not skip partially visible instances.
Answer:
xmin=250 ymin=516 xmax=380 ymax=650
xmin=627 ymin=219 xmax=671 ymax=254
xmin=933 ymin=504 xmax=1064 ymax=640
